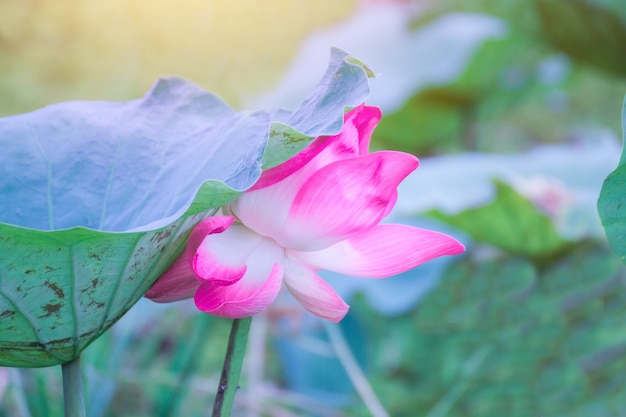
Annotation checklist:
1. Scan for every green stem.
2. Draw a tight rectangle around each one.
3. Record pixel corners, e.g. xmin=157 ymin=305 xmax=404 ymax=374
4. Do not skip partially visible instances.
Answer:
xmin=212 ymin=317 xmax=252 ymax=417
xmin=62 ymin=356 xmax=86 ymax=417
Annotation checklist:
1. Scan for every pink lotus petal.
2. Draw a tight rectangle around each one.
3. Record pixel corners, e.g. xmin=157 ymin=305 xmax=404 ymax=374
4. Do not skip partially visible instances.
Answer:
xmin=146 ymin=216 xmax=236 ymax=302
xmin=193 ymin=223 xmax=265 ymax=286
xmin=382 ymin=189 xmax=398 ymax=218
xmin=144 ymin=254 xmax=200 ymax=302
xmin=250 ymin=105 xmax=381 ymax=190
xmin=230 ymin=106 xmax=382 ymax=240
xmin=187 ymin=216 xmax=236 ymax=257
xmin=228 ymin=177 xmax=301 ymax=243
xmin=352 ymin=104 xmax=381 ymax=155
xmin=293 ymin=224 xmax=465 ymax=278
xmin=278 ymin=151 xmax=419 ymax=251
xmin=283 ymin=257 xmax=349 ymax=322
xmin=194 ymin=265 xmax=283 ymax=318
xmin=194 ymin=237 xmax=285 ymax=318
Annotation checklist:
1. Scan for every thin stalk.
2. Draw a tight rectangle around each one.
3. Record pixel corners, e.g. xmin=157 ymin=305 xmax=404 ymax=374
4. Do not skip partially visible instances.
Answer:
xmin=212 ymin=317 xmax=252 ymax=417
xmin=62 ymin=356 xmax=86 ymax=417
xmin=323 ymin=321 xmax=389 ymax=417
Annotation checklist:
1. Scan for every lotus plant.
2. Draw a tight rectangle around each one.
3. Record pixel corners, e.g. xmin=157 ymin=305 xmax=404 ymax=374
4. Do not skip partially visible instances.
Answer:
xmin=147 ymin=104 xmax=465 ymax=322
xmin=0 ymin=47 xmax=382 ymax=417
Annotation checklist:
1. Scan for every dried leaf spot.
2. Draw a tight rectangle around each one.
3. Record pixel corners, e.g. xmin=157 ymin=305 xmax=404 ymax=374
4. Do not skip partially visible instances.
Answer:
xmin=151 ymin=228 xmax=173 ymax=244
xmin=44 ymin=281 xmax=65 ymax=299
xmin=0 ymin=310 xmax=16 ymax=319
xmin=87 ymin=300 xmax=105 ymax=309
xmin=88 ymin=253 xmax=102 ymax=261
xmin=40 ymin=302 xmax=63 ymax=318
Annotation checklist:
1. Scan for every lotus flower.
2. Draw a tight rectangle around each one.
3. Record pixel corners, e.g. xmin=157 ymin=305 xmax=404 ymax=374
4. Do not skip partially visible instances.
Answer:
xmin=147 ymin=105 xmax=464 ymax=321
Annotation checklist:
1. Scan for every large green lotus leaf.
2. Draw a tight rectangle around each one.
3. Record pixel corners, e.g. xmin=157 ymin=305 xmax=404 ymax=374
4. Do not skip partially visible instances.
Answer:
xmin=0 ymin=48 xmax=372 ymax=367
xmin=598 ymin=97 xmax=626 ymax=263
xmin=428 ymin=180 xmax=571 ymax=259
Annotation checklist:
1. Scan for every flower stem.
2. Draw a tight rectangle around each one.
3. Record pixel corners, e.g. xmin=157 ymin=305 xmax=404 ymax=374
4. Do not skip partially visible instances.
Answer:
xmin=212 ymin=317 xmax=252 ymax=417
xmin=62 ymin=356 xmax=86 ymax=417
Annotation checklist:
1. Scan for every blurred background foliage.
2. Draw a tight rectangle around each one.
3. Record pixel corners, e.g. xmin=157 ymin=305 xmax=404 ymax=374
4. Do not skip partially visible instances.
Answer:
xmin=375 ymin=0 xmax=626 ymax=154
xmin=0 ymin=0 xmax=353 ymax=115
xmin=1 ymin=0 xmax=625 ymax=416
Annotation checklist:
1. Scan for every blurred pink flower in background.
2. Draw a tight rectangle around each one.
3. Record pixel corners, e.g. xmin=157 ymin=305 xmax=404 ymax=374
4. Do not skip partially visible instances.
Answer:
xmin=146 ymin=105 xmax=464 ymax=321
xmin=510 ymin=175 xmax=574 ymax=219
